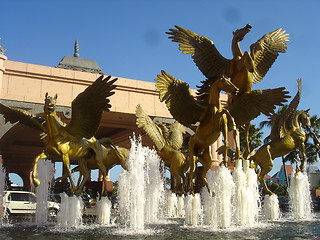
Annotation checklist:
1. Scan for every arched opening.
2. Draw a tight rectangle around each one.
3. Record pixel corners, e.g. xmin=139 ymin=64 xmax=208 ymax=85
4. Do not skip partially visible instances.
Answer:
xmin=8 ymin=173 xmax=24 ymax=188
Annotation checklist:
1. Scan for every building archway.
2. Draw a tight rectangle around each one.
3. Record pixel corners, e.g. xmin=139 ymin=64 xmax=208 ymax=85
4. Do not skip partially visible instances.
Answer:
xmin=8 ymin=172 xmax=23 ymax=187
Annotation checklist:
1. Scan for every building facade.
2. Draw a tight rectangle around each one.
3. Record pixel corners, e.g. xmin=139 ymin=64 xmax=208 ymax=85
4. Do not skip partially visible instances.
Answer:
xmin=0 ymin=50 xmax=229 ymax=192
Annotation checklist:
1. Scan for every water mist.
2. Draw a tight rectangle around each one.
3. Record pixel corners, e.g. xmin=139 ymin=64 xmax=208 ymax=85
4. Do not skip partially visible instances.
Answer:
xmin=118 ymin=135 xmax=164 ymax=232
xmin=35 ymin=159 xmax=55 ymax=224
xmin=288 ymin=170 xmax=312 ymax=219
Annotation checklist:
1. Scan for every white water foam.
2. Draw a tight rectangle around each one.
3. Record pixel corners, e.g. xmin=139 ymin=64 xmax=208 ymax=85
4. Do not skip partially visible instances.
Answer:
xmin=288 ymin=171 xmax=312 ymax=219
xmin=166 ymin=192 xmax=185 ymax=218
xmin=118 ymin=135 xmax=164 ymax=233
xmin=144 ymin=148 xmax=164 ymax=223
xmin=166 ymin=192 xmax=178 ymax=218
xmin=177 ymin=195 xmax=185 ymax=218
xmin=263 ymin=194 xmax=280 ymax=220
xmin=184 ymin=193 xmax=202 ymax=226
xmin=57 ymin=193 xmax=83 ymax=229
xmin=233 ymin=160 xmax=260 ymax=225
xmin=96 ymin=196 xmax=112 ymax=225
xmin=35 ymin=159 xmax=55 ymax=224
xmin=203 ymin=166 xmax=235 ymax=229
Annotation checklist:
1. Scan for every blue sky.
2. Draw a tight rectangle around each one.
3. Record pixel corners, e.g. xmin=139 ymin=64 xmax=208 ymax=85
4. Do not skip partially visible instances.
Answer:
xmin=2 ymin=0 xmax=320 ymax=183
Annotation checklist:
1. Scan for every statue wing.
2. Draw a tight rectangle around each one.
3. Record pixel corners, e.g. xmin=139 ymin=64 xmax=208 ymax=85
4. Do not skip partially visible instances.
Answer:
xmin=272 ymin=79 xmax=301 ymax=138
xmin=156 ymin=122 xmax=170 ymax=141
xmin=0 ymin=103 xmax=46 ymax=132
xmin=251 ymin=28 xmax=289 ymax=83
xmin=136 ymin=104 xmax=166 ymax=150
xmin=167 ymin=25 xmax=231 ymax=78
xmin=167 ymin=121 xmax=186 ymax=151
xmin=227 ymin=87 xmax=290 ymax=127
xmin=155 ymin=70 xmax=205 ymax=127
xmin=65 ymin=75 xmax=117 ymax=139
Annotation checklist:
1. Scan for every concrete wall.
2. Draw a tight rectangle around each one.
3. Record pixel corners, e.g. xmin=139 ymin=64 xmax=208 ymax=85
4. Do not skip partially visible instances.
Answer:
xmin=1 ymin=59 xmax=171 ymax=118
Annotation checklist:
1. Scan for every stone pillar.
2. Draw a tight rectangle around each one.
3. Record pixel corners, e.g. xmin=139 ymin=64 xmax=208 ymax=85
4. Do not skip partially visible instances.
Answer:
xmin=98 ymin=170 xmax=103 ymax=181
xmin=0 ymin=53 xmax=7 ymax=94
xmin=227 ymin=130 xmax=238 ymax=171
xmin=210 ymin=133 xmax=223 ymax=170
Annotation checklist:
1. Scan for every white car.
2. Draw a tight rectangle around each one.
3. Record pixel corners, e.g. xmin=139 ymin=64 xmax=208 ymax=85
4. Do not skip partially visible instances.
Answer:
xmin=2 ymin=190 xmax=60 ymax=217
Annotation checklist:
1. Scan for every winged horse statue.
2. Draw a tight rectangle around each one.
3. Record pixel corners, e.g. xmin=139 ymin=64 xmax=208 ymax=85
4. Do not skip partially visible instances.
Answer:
xmin=155 ymin=70 xmax=289 ymax=193
xmin=57 ymin=138 xmax=129 ymax=195
xmin=250 ymin=79 xmax=311 ymax=195
xmin=166 ymin=24 xmax=289 ymax=157
xmin=136 ymin=104 xmax=188 ymax=194
xmin=0 ymin=75 xmax=117 ymax=195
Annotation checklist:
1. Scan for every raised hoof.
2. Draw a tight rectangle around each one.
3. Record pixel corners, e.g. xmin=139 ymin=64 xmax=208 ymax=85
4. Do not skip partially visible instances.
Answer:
xmin=32 ymin=178 xmax=40 ymax=187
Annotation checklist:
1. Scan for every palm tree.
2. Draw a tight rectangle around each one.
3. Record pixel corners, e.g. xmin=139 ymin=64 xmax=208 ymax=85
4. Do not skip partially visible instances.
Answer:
xmin=239 ymin=123 xmax=264 ymax=158
xmin=310 ymin=114 xmax=320 ymax=134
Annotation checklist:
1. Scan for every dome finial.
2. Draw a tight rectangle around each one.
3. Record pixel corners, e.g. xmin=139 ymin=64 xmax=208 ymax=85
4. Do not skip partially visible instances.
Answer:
xmin=74 ymin=40 xmax=80 ymax=57
xmin=0 ymin=38 xmax=7 ymax=55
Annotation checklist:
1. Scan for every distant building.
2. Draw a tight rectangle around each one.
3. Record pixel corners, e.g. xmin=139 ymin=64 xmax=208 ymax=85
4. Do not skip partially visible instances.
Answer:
xmin=264 ymin=174 xmax=272 ymax=184
xmin=271 ymin=165 xmax=294 ymax=185
xmin=307 ymin=166 xmax=320 ymax=188
xmin=270 ymin=164 xmax=320 ymax=189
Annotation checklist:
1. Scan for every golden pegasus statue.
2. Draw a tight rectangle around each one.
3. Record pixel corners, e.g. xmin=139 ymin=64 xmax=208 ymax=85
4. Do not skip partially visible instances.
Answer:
xmin=250 ymin=79 xmax=311 ymax=195
xmin=155 ymin=70 xmax=290 ymax=193
xmin=166 ymin=24 xmax=289 ymax=156
xmin=136 ymin=104 xmax=187 ymax=194
xmin=57 ymin=138 xmax=129 ymax=195
xmin=0 ymin=75 xmax=117 ymax=195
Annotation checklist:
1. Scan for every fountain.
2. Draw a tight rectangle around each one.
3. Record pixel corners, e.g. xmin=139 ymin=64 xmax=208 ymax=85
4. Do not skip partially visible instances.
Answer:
xmin=263 ymin=194 xmax=280 ymax=220
xmin=0 ymin=163 xmax=5 ymax=223
xmin=118 ymin=136 xmax=146 ymax=232
xmin=118 ymin=134 xmax=164 ymax=232
xmin=177 ymin=195 xmax=185 ymax=218
xmin=166 ymin=191 xmax=178 ymax=218
xmin=35 ymin=159 xmax=55 ymax=224
xmin=57 ymin=192 xmax=83 ymax=229
xmin=184 ymin=193 xmax=202 ymax=226
xmin=201 ymin=161 xmax=262 ymax=229
xmin=203 ymin=166 xmax=235 ymax=229
xmin=288 ymin=170 xmax=313 ymax=219
xmin=232 ymin=160 xmax=260 ymax=225
xmin=96 ymin=196 xmax=112 ymax=225
xmin=0 ymin=163 xmax=5 ymax=194
xmin=0 ymin=23 xmax=319 ymax=240
xmin=144 ymin=148 xmax=164 ymax=223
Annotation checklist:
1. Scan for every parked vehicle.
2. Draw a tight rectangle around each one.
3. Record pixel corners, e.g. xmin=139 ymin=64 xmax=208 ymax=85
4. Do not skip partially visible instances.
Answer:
xmin=2 ymin=190 xmax=60 ymax=217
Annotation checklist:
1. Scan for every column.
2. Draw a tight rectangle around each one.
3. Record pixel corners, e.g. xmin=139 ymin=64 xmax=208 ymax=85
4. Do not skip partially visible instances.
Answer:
xmin=0 ymin=53 xmax=7 ymax=94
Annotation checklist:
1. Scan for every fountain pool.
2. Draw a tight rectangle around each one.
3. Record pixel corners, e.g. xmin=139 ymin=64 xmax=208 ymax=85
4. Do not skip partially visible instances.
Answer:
xmin=1 ymin=213 xmax=320 ymax=240
xmin=1 ymin=136 xmax=318 ymax=239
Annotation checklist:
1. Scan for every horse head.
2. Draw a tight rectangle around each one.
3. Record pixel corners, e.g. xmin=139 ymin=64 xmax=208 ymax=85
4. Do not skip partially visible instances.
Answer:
xmin=232 ymin=24 xmax=252 ymax=42
xmin=44 ymin=92 xmax=58 ymax=114
xmin=298 ymin=109 xmax=311 ymax=130
xmin=216 ymin=75 xmax=239 ymax=95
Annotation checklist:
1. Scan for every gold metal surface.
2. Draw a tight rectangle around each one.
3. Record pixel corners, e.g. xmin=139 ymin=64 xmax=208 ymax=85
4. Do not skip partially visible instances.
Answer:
xmin=136 ymin=104 xmax=187 ymax=194
xmin=155 ymin=69 xmax=290 ymax=193
xmin=250 ymin=79 xmax=311 ymax=195
xmin=166 ymin=24 xmax=289 ymax=154
xmin=0 ymin=75 xmax=117 ymax=195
